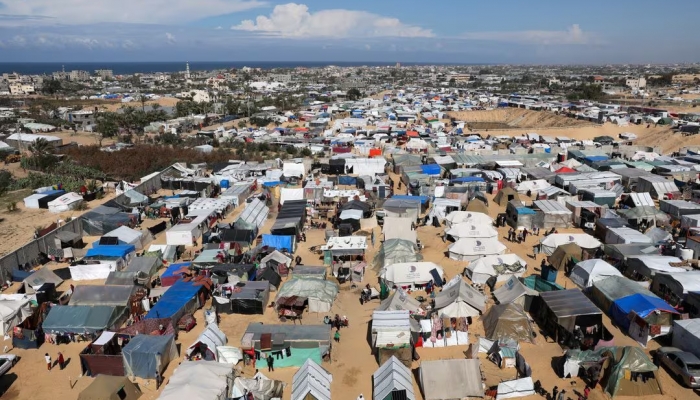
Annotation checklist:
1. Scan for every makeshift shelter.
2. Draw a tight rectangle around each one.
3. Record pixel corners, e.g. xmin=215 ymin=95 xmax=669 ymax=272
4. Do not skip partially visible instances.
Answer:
xmin=213 ymin=281 xmax=270 ymax=315
xmin=466 ymin=199 xmax=489 ymax=214
xmin=145 ymin=279 xmax=203 ymax=323
xmin=536 ymin=289 xmax=603 ymax=342
xmin=291 ymin=359 xmax=332 ymax=400
xmin=444 ymin=211 xmax=493 ymax=228
xmin=570 ymin=259 xmax=623 ymax=289
xmin=276 ymin=278 xmax=338 ymax=313
xmin=69 ymin=285 xmax=136 ymax=307
xmin=429 ymin=198 xmax=461 ymax=222
xmin=383 ymin=216 xmax=417 ymax=244
xmin=22 ymin=267 xmax=63 ymax=294
xmin=466 ymin=254 xmax=527 ymax=284
xmin=43 ymin=305 xmax=126 ymax=334
xmin=434 ymin=276 xmax=486 ymax=316
xmin=651 ymin=271 xmax=700 ymax=306
xmin=590 ymin=276 xmax=657 ymax=316
xmin=242 ymin=323 xmax=332 ymax=369
xmin=610 ymin=293 xmax=676 ymax=345
xmin=605 ymin=227 xmax=653 ymax=245
xmin=376 ymin=288 xmax=423 ymax=314
xmin=159 ymin=361 xmax=234 ymax=400
xmin=492 ymin=276 xmax=539 ymax=311
xmin=122 ymin=334 xmax=178 ymax=379
xmin=540 ymin=234 xmax=601 ymax=256
xmin=78 ymin=375 xmax=142 ymax=400
xmin=0 ymin=294 xmax=32 ymax=337
xmin=419 ymin=359 xmax=483 ymax=400
xmin=260 ymin=250 xmax=292 ymax=274
xmin=118 ymin=318 xmax=176 ymax=338
xmin=373 ymin=356 xmax=415 ymax=400
xmin=671 ymin=319 xmax=700 ymax=358
xmin=496 ymin=378 xmax=535 ymax=400
xmin=624 ymin=256 xmax=685 ymax=281
xmin=448 ymin=237 xmax=507 ymax=261
xmin=48 ymin=192 xmax=84 ymax=213
xmin=70 ymin=262 xmax=116 ymax=281
xmin=380 ymin=262 xmax=444 ymax=290
xmin=373 ymin=239 xmax=422 ymax=270
xmin=187 ymin=323 xmax=227 ymax=361
xmin=231 ymin=371 xmax=285 ymax=400
xmin=81 ymin=206 xmax=134 ymax=236
xmin=372 ymin=310 xmax=413 ymax=367
xmin=547 ymin=243 xmax=583 ymax=272
xmin=235 ymin=198 xmax=269 ymax=231
xmin=80 ymin=331 xmax=125 ymax=377
xmin=494 ymin=187 xmax=520 ymax=207
xmin=481 ymin=303 xmax=535 ymax=343
xmin=291 ymin=266 xmax=327 ymax=280
xmin=445 ymin=223 xmax=498 ymax=240
xmin=605 ymin=347 xmax=661 ymax=397
xmin=532 ymin=200 xmax=573 ymax=228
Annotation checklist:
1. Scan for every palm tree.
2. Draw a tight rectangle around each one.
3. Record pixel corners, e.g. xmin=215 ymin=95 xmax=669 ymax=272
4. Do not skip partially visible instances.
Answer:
xmin=29 ymin=138 xmax=53 ymax=156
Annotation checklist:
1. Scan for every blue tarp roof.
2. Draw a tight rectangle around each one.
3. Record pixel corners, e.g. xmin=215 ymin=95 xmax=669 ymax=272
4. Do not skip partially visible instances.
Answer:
xmin=611 ymin=293 xmax=677 ymax=332
xmin=85 ymin=244 xmax=135 ymax=258
xmin=262 ymin=181 xmax=282 ymax=187
xmin=420 ymin=164 xmax=441 ymax=175
xmin=391 ymin=195 xmax=428 ymax=205
xmin=516 ymin=207 xmax=537 ymax=215
xmin=451 ymin=177 xmax=485 ymax=183
xmin=262 ymin=234 xmax=294 ymax=252
xmin=145 ymin=279 xmax=201 ymax=320
xmin=161 ymin=262 xmax=191 ymax=279
xmin=585 ymin=155 xmax=609 ymax=162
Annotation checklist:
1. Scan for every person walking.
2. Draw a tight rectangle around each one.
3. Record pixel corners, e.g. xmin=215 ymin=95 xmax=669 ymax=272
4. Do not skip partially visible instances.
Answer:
xmin=155 ymin=370 xmax=163 ymax=389
xmin=266 ymin=354 xmax=274 ymax=372
xmin=57 ymin=352 xmax=65 ymax=370
xmin=334 ymin=329 xmax=341 ymax=343
xmin=557 ymin=389 xmax=566 ymax=400
xmin=45 ymin=353 xmax=52 ymax=371
xmin=551 ymin=386 xmax=558 ymax=400
xmin=523 ymin=228 xmax=528 ymax=241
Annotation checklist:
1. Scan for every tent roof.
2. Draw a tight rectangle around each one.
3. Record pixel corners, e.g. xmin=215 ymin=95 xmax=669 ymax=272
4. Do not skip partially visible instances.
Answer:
xmin=570 ymin=259 xmax=622 ymax=288
xmin=187 ymin=324 xmax=227 ymax=359
xmin=78 ymin=375 xmax=141 ymax=400
xmin=420 ymin=359 xmax=483 ymax=400
xmin=493 ymin=276 xmax=539 ymax=305
xmin=592 ymin=276 xmax=656 ymax=303
xmin=540 ymin=289 xmax=601 ymax=319
xmin=70 ymin=285 xmax=136 ymax=307
xmin=481 ymin=303 xmax=534 ymax=343
xmin=276 ymin=278 xmax=338 ymax=305
xmin=377 ymin=288 xmax=423 ymax=313
xmin=373 ymin=356 xmax=415 ymax=400
xmin=23 ymin=267 xmax=63 ymax=289
xmin=466 ymin=199 xmax=488 ymax=214
xmin=292 ymin=359 xmax=332 ymax=400
xmin=43 ymin=305 xmax=123 ymax=334
xmin=547 ymin=243 xmax=583 ymax=270
xmin=612 ymin=293 xmax=677 ymax=319
xmin=434 ymin=276 xmax=486 ymax=313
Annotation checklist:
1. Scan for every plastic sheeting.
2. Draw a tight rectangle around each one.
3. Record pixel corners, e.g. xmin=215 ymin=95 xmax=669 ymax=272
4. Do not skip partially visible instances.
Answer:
xmin=145 ymin=279 xmax=201 ymax=322
xmin=373 ymin=356 xmax=415 ymax=400
xmin=481 ymin=303 xmax=534 ymax=343
xmin=570 ymin=259 xmax=623 ymax=289
xmin=85 ymin=244 xmax=136 ymax=259
xmin=261 ymin=234 xmax=294 ymax=252
xmin=276 ymin=278 xmax=339 ymax=313
xmin=292 ymin=359 xmax=332 ymax=400
xmin=419 ymin=359 xmax=483 ymax=400
xmin=123 ymin=334 xmax=179 ymax=379
xmin=383 ymin=217 xmax=416 ymax=244
xmin=43 ymin=305 xmax=125 ymax=334
xmin=373 ymin=239 xmax=422 ymax=271
xmin=187 ymin=324 xmax=227 ymax=361
xmin=435 ymin=275 xmax=487 ymax=314
xmin=0 ymin=294 xmax=32 ymax=336
xmin=69 ymin=285 xmax=135 ymax=307
xmin=496 ymin=377 xmax=535 ymax=400
xmin=280 ymin=188 xmax=304 ymax=205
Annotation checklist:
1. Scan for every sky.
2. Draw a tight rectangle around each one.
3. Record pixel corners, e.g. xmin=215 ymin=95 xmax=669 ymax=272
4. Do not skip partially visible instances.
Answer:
xmin=0 ymin=0 xmax=699 ymax=64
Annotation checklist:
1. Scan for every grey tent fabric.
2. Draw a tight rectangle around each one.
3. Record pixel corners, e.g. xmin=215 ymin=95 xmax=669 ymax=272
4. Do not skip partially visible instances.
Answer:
xmin=644 ymin=227 xmax=672 ymax=244
xmin=539 ymin=289 xmax=602 ymax=332
xmin=235 ymin=199 xmax=269 ymax=230
xmin=124 ymin=256 xmax=162 ymax=276
xmin=493 ymin=276 xmax=539 ymax=305
xmin=122 ymin=334 xmax=178 ymax=378
xmin=434 ymin=276 xmax=486 ymax=313
xmin=419 ymin=359 xmax=483 ymax=400
xmin=69 ymin=285 xmax=136 ymax=307
xmin=481 ymin=303 xmax=535 ymax=343
xmin=22 ymin=267 xmax=63 ymax=294
xmin=105 ymin=271 xmax=142 ymax=286
xmin=606 ymin=347 xmax=661 ymax=397
xmin=242 ymin=323 xmax=332 ymax=347
xmin=376 ymin=288 xmax=423 ymax=313
xmin=292 ymin=359 xmax=332 ymax=400
xmin=590 ymin=276 xmax=657 ymax=313
xmin=373 ymin=356 xmax=415 ymax=400
xmin=276 ymin=279 xmax=338 ymax=313
xmin=372 ymin=239 xmax=422 ymax=271
xmin=42 ymin=305 xmax=125 ymax=334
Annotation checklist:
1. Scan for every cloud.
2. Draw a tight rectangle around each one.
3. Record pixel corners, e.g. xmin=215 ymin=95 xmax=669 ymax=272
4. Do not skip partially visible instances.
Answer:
xmin=165 ymin=32 xmax=176 ymax=44
xmin=0 ymin=0 xmax=266 ymax=25
xmin=232 ymin=3 xmax=433 ymax=38
xmin=461 ymin=24 xmax=597 ymax=45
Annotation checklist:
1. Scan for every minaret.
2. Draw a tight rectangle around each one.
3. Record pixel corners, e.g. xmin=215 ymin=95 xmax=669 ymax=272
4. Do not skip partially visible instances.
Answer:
xmin=185 ymin=62 xmax=191 ymax=80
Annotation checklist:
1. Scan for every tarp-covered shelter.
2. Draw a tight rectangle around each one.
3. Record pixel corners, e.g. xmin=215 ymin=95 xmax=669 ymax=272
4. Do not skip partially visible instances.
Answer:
xmin=159 ymin=361 xmax=234 ymax=400
xmin=494 ymin=187 xmax=520 ymax=207
xmin=78 ymin=375 xmax=142 ymax=400
xmin=537 ymin=289 xmax=602 ymax=336
xmin=650 ymin=271 xmax=700 ymax=306
xmin=624 ymin=255 xmax=685 ymax=281
xmin=70 ymin=285 xmax=136 ymax=307
xmin=187 ymin=323 xmax=227 ymax=361
xmin=383 ymin=216 xmax=417 ymax=244
xmin=590 ymin=276 xmax=656 ymax=316
xmin=466 ymin=254 xmax=527 ymax=284
xmin=81 ymin=205 xmax=134 ymax=236
xmin=276 ymin=278 xmax=339 ymax=313
xmin=373 ymin=356 xmax=415 ymax=400
xmin=481 ymin=303 xmax=535 ymax=343
xmin=493 ymin=276 xmax=539 ymax=311
xmin=610 ymin=293 xmax=676 ymax=339
xmin=570 ymin=259 xmax=623 ymax=289
xmin=496 ymin=378 xmax=535 ymax=400
xmin=376 ymin=288 xmax=423 ymax=314
xmin=103 ymin=226 xmax=146 ymax=249
xmin=419 ymin=359 xmax=483 ymax=400
xmin=242 ymin=323 xmax=332 ymax=369
xmin=43 ymin=305 xmax=126 ymax=334
xmin=547 ymin=243 xmax=583 ymax=271
xmin=122 ymin=334 xmax=178 ymax=379
xmin=235 ymin=198 xmax=269 ymax=232
xmin=604 ymin=347 xmax=661 ymax=397
xmin=448 ymin=237 xmax=507 ymax=261
xmin=380 ymin=262 xmax=444 ymax=289
xmin=145 ymin=279 xmax=203 ymax=323
xmin=292 ymin=359 xmax=332 ymax=400
xmin=373 ymin=239 xmax=422 ymax=270
xmin=23 ymin=267 xmax=63 ymax=294
xmin=372 ymin=310 xmax=413 ymax=367
xmin=466 ymin=199 xmax=489 ymax=214
xmin=0 ymin=294 xmax=32 ymax=337
xmin=671 ymin=319 xmax=700 ymax=358
xmin=213 ymin=281 xmax=270 ymax=315
xmin=434 ymin=276 xmax=486 ymax=316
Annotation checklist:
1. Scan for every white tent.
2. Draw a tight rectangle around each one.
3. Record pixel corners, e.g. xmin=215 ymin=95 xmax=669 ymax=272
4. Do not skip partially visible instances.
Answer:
xmin=344 ymin=158 xmax=387 ymax=175
xmin=0 ymin=294 xmax=32 ymax=336
xmin=104 ymin=226 xmax=145 ymax=249
xmin=496 ymin=377 xmax=535 ymax=399
xmin=292 ymin=359 xmax=332 ymax=400
xmin=280 ymin=188 xmax=304 ymax=205
xmin=446 ymin=223 xmax=498 ymax=240
xmin=515 ymin=179 xmax=551 ymax=194
xmin=466 ymin=254 xmax=527 ymax=284
xmin=283 ymin=162 xmax=305 ymax=178
xmin=540 ymin=234 xmax=601 ymax=255
xmin=381 ymin=262 xmax=444 ymax=289
xmin=492 ymin=276 xmax=539 ymax=306
xmin=48 ymin=192 xmax=83 ymax=213
xmin=434 ymin=276 xmax=486 ymax=316
xmin=69 ymin=263 xmax=116 ymax=281
xmin=445 ymin=211 xmax=493 ymax=228
xmin=159 ymin=361 xmax=234 ymax=400
xmin=23 ymin=193 xmax=47 ymax=209
xmin=216 ymin=346 xmax=243 ymax=365
xmin=429 ymin=198 xmax=462 ymax=221
xmin=276 ymin=278 xmax=339 ymax=313
xmin=376 ymin=288 xmax=423 ymax=313
xmin=570 ymin=259 xmax=623 ymax=288
xmin=605 ymin=227 xmax=653 ymax=245
xmin=373 ymin=356 xmax=415 ymax=400
xmin=383 ymin=217 xmax=416 ymax=244
xmin=186 ymin=324 xmax=227 ymax=361
xmin=448 ymin=237 xmax=507 ymax=261
xmin=420 ymin=359 xmax=483 ymax=400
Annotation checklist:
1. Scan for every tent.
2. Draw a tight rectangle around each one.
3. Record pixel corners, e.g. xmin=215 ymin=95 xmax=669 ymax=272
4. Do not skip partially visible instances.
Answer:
xmin=610 ymin=293 xmax=677 ymax=333
xmin=466 ymin=254 xmax=527 ymax=284
xmin=103 ymin=226 xmax=145 ymax=249
xmin=494 ymin=187 xmax=520 ymax=207
xmin=481 ymin=303 xmax=535 ymax=344
xmin=444 ymin=211 xmax=493 ymax=228
xmin=372 ymin=239 xmax=422 ymax=270
xmin=466 ymin=199 xmax=489 ymax=214
xmin=291 ymin=359 xmax=332 ymax=400
xmin=122 ymin=334 xmax=178 ymax=379
xmin=448 ymin=237 xmax=507 ymax=261
xmin=492 ymin=276 xmax=539 ymax=310
xmin=78 ymin=375 xmax=142 ymax=400
xmin=434 ymin=276 xmax=486 ymax=316
xmin=261 ymin=234 xmax=295 ymax=252
xmin=537 ymin=289 xmax=602 ymax=334
xmin=383 ymin=217 xmax=417 ymax=244
xmin=43 ymin=305 xmax=126 ymax=334
xmin=672 ymin=319 xmax=700 ymax=358
xmin=260 ymin=250 xmax=292 ymax=272
xmin=605 ymin=347 xmax=661 ymax=397
xmin=276 ymin=278 xmax=339 ymax=313
xmin=85 ymin=244 xmax=136 ymax=259
xmin=570 ymin=259 xmax=623 ymax=289
xmin=547 ymin=243 xmax=583 ymax=271
xmin=187 ymin=323 xmax=227 ymax=361
xmin=540 ymin=234 xmax=601 ymax=256
xmin=243 ymin=323 xmax=332 ymax=368
xmin=429 ymin=198 xmax=461 ymax=221
xmin=70 ymin=263 xmax=116 ymax=281
xmin=0 ymin=294 xmax=32 ymax=337
xmin=48 ymin=192 xmax=84 ymax=213
xmin=373 ymin=356 xmax=415 ymax=400
xmin=376 ymin=288 xmax=423 ymax=314
xmin=213 ymin=281 xmax=270 ymax=315
xmin=145 ymin=279 xmax=203 ymax=323
xmin=445 ymin=223 xmax=498 ymax=240
xmin=69 ymin=285 xmax=136 ymax=307
xmin=496 ymin=377 xmax=535 ymax=400
xmin=22 ymin=267 xmax=63 ymax=294
xmin=590 ymin=276 xmax=657 ymax=316
xmin=419 ymin=359 xmax=483 ymax=400
xmin=380 ymin=262 xmax=444 ymax=289
xmin=232 ymin=371 xmax=285 ymax=400
xmin=159 ymin=361 xmax=234 ymax=400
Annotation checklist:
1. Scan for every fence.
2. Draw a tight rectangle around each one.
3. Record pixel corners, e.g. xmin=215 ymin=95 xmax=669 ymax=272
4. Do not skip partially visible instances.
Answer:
xmin=0 ymin=165 xmax=176 ymax=283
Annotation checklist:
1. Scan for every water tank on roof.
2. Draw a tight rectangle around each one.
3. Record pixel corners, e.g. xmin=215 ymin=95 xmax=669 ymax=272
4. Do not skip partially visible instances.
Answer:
xmin=220 ymin=180 xmax=230 ymax=189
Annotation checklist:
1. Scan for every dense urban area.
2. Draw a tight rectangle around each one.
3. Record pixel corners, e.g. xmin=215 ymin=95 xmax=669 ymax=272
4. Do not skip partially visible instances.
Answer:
xmin=2 ymin=63 xmax=700 ymax=400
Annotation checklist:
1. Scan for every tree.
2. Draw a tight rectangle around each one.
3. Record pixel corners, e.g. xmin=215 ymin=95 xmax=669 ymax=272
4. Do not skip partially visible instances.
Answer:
xmin=29 ymin=138 xmax=53 ymax=156
xmin=347 ymin=88 xmax=362 ymax=101
xmin=42 ymin=79 xmax=62 ymax=95
xmin=299 ymin=147 xmax=312 ymax=157
xmin=449 ymin=78 xmax=456 ymax=87
xmin=0 ymin=170 xmax=12 ymax=198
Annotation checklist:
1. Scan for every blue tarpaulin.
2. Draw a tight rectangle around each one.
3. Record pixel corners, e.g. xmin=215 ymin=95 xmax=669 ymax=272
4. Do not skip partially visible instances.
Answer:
xmin=610 ymin=293 xmax=677 ymax=332
xmin=585 ymin=155 xmax=609 ymax=162
xmin=451 ymin=177 xmax=485 ymax=183
xmin=85 ymin=244 xmax=135 ymax=258
xmin=420 ymin=164 xmax=441 ymax=175
xmin=338 ymin=176 xmax=357 ymax=185
xmin=145 ymin=279 xmax=201 ymax=321
xmin=262 ymin=181 xmax=282 ymax=187
xmin=161 ymin=262 xmax=192 ymax=281
xmin=262 ymin=234 xmax=294 ymax=252
xmin=516 ymin=207 xmax=537 ymax=215
xmin=391 ymin=195 xmax=429 ymax=205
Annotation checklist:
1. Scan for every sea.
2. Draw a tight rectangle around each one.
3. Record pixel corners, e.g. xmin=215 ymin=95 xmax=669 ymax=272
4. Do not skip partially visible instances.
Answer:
xmin=0 ymin=61 xmax=459 ymax=75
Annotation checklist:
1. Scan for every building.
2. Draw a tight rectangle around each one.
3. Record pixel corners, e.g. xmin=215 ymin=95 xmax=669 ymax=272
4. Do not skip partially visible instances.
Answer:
xmin=69 ymin=70 xmax=91 ymax=82
xmin=269 ymin=74 xmax=292 ymax=83
xmin=626 ymin=77 xmax=647 ymax=90
xmin=68 ymin=110 xmax=96 ymax=130
xmin=8 ymin=82 xmax=35 ymax=95
xmin=95 ymin=69 xmax=114 ymax=80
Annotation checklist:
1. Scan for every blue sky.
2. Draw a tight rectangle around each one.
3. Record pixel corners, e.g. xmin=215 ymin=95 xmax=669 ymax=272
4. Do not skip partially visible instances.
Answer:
xmin=0 ymin=0 xmax=699 ymax=63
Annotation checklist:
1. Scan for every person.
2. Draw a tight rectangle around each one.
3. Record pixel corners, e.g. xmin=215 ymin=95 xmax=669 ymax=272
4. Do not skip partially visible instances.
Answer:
xmin=357 ymin=394 xmax=365 ymax=400
xmin=508 ymin=228 xmax=514 ymax=242
xmin=334 ymin=329 xmax=341 ymax=343
xmin=527 ymin=189 xmax=532 ymax=198
xmin=267 ymin=354 xmax=274 ymax=372
xmin=583 ymin=386 xmax=591 ymax=399
xmin=541 ymin=258 xmax=547 ymax=269
xmin=552 ymin=386 xmax=558 ymax=400
xmin=57 ymin=352 xmax=65 ymax=370
xmin=523 ymin=228 xmax=528 ymax=240
xmin=45 ymin=353 xmax=51 ymax=371
xmin=155 ymin=370 xmax=163 ymax=389
xmin=557 ymin=389 xmax=565 ymax=400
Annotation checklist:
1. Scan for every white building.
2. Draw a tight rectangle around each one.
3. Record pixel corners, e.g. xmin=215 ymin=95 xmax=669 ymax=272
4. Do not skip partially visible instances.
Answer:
xmin=626 ymin=77 xmax=647 ymax=90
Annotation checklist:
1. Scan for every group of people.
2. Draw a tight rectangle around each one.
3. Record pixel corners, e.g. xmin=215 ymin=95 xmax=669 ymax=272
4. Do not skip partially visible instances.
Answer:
xmin=507 ymin=227 xmax=537 ymax=243
xmin=534 ymin=381 xmax=591 ymax=400
xmin=44 ymin=352 xmax=65 ymax=371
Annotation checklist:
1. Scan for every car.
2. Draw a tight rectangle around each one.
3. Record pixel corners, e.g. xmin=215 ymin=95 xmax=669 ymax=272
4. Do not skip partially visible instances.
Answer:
xmin=655 ymin=347 xmax=700 ymax=388
xmin=0 ymin=354 xmax=18 ymax=376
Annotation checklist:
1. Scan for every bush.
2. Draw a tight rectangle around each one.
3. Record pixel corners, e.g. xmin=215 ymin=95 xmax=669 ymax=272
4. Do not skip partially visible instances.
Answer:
xmin=5 ymin=202 xmax=17 ymax=212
